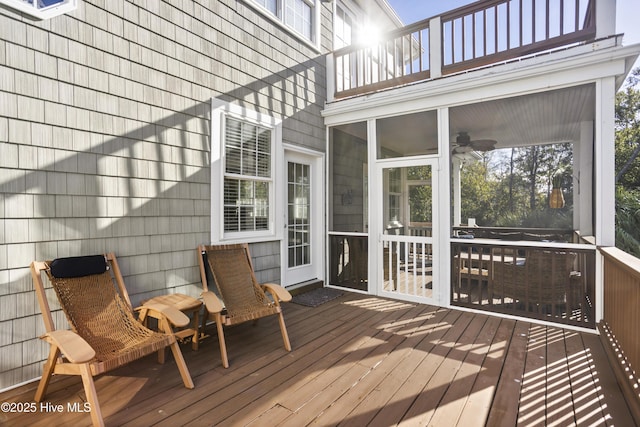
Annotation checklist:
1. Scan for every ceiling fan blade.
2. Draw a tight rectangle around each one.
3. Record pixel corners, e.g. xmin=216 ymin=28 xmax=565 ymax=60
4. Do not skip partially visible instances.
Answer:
xmin=470 ymin=139 xmax=497 ymax=151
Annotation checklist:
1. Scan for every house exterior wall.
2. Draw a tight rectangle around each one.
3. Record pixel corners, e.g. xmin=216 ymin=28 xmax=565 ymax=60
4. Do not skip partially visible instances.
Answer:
xmin=0 ymin=0 xmax=331 ymax=389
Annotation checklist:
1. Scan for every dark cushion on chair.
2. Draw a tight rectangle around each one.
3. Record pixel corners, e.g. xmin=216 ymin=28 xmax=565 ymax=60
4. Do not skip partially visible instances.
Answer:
xmin=50 ymin=255 xmax=108 ymax=278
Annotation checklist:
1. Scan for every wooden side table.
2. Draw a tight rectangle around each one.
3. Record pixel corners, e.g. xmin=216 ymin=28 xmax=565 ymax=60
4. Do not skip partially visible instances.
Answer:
xmin=142 ymin=293 xmax=203 ymax=350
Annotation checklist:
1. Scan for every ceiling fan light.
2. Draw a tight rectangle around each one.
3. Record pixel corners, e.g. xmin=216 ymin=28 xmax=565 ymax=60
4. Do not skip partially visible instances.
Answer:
xmin=453 ymin=145 xmax=473 ymax=154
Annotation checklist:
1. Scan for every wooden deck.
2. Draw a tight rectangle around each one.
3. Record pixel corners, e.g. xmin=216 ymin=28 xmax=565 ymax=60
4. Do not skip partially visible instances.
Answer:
xmin=0 ymin=291 xmax=634 ymax=427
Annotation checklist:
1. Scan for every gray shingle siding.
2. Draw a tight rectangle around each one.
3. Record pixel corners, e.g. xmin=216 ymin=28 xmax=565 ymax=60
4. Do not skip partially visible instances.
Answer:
xmin=0 ymin=0 xmax=329 ymax=389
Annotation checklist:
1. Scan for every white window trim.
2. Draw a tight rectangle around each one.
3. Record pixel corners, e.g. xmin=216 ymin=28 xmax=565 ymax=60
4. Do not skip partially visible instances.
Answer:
xmin=1 ymin=0 xmax=77 ymax=20
xmin=211 ymin=99 xmax=283 ymax=244
xmin=246 ymin=0 xmax=321 ymax=51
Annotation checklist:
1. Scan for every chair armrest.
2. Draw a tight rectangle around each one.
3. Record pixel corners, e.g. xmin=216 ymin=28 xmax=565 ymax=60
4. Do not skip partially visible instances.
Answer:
xmin=261 ymin=283 xmax=292 ymax=302
xmin=136 ymin=302 xmax=190 ymax=328
xmin=201 ymin=291 xmax=224 ymax=314
xmin=41 ymin=330 xmax=95 ymax=364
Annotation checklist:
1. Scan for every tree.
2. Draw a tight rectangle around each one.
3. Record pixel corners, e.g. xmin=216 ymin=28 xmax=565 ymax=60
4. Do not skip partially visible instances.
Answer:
xmin=615 ymin=67 xmax=640 ymax=255
xmin=616 ymin=68 xmax=640 ymax=187
xmin=459 ymin=142 xmax=573 ymax=229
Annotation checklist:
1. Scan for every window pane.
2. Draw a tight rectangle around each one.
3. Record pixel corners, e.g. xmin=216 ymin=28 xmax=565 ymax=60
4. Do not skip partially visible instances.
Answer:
xmin=285 ymin=0 xmax=312 ymax=40
xmin=254 ymin=0 xmax=276 ymax=14
xmin=242 ymin=149 xmax=257 ymax=176
xmin=40 ymin=0 xmax=66 ymax=7
xmin=257 ymin=128 xmax=271 ymax=177
xmin=225 ymin=117 xmax=271 ymax=178
xmin=251 ymin=0 xmax=314 ymax=41
xmin=226 ymin=147 xmax=242 ymax=174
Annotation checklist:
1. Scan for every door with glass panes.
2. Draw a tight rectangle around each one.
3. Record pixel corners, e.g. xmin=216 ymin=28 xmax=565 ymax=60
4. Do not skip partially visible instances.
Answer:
xmin=283 ymin=151 xmax=322 ymax=287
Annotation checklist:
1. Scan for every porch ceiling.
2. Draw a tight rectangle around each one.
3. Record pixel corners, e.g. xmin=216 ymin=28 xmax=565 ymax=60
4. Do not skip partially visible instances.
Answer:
xmin=332 ymin=84 xmax=595 ymax=154
xmin=449 ymin=83 xmax=596 ymax=149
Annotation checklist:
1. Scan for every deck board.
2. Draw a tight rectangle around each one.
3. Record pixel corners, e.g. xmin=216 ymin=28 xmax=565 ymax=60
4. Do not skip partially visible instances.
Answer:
xmin=0 ymin=291 xmax=634 ymax=427
xmin=486 ymin=320 xmax=528 ymax=426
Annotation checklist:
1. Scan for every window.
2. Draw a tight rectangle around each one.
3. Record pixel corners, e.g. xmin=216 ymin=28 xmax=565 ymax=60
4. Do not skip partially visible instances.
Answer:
xmin=223 ymin=117 xmax=272 ymax=233
xmin=334 ymin=3 xmax=366 ymax=91
xmin=285 ymin=0 xmax=312 ymax=40
xmin=211 ymin=100 xmax=281 ymax=242
xmin=334 ymin=4 xmax=355 ymax=49
xmin=1 ymin=0 xmax=77 ymax=19
xmin=251 ymin=0 xmax=316 ymax=43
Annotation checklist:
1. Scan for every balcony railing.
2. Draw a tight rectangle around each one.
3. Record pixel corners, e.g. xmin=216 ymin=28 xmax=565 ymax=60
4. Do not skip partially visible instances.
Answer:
xmin=330 ymin=0 xmax=597 ymax=100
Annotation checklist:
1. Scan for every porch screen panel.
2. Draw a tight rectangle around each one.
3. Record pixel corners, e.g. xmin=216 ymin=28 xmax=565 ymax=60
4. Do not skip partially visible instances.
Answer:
xmin=376 ymin=110 xmax=438 ymax=159
xmin=330 ymin=124 xmax=368 ymax=233
xmin=329 ymin=123 xmax=368 ymax=291
xmin=381 ymin=165 xmax=434 ymax=301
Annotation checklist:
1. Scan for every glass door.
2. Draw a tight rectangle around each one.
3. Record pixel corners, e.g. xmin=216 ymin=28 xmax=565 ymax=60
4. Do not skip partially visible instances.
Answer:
xmin=283 ymin=150 xmax=322 ymax=287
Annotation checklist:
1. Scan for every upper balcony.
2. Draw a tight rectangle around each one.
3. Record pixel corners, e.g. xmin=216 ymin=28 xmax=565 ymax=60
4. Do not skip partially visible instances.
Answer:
xmin=327 ymin=0 xmax=614 ymax=101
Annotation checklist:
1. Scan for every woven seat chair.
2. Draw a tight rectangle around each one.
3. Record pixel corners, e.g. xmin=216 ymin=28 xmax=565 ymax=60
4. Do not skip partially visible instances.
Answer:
xmin=198 ymin=243 xmax=292 ymax=368
xmin=31 ymin=253 xmax=194 ymax=427
xmin=492 ymin=250 xmax=575 ymax=307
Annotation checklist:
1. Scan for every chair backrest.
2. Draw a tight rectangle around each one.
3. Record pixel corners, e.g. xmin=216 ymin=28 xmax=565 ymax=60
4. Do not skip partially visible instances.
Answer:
xmin=493 ymin=249 xmax=574 ymax=303
xmin=200 ymin=244 xmax=271 ymax=316
xmin=35 ymin=253 xmax=147 ymax=356
xmin=526 ymin=250 xmax=575 ymax=303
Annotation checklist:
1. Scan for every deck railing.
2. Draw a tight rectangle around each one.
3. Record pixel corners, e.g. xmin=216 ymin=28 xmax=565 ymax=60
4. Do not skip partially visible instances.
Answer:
xmin=451 ymin=240 xmax=596 ymax=328
xmin=441 ymin=0 xmax=596 ymax=74
xmin=332 ymin=21 xmax=431 ymax=99
xmin=330 ymin=0 xmax=597 ymax=100
xmin=599 ymin=247 xmax=640 ymax=422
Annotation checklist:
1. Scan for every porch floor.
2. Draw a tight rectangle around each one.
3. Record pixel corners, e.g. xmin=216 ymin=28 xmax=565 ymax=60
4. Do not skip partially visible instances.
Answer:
xmin=0 ymin=291 xmax=633 ymax=426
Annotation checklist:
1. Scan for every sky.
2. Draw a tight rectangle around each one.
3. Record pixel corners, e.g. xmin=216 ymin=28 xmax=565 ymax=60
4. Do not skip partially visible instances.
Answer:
xmin=386 ymin=0 xmax=640 ymax=71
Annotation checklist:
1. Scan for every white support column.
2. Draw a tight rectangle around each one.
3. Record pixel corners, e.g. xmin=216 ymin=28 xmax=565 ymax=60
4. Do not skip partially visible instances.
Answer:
xmin=429 ymin=17 xmax=442 ymax=79
xmin=437 ymin=107 xmax=450 ymax=306
xmin=452 ymin=157 xmax=462 ymax=227
xmin=595 ymin=0 xmax=616 ymax=39
xmin=594 ymin=78 xmax=616 ymax=247
xmin=594 ymin=77 xmax=616 ymax=323
xmin=577 ymin=121 xmax=594 ymax=237
xmin=367 ymin=118 xmax=378 ymax=296
xmin=573 ymin=142 xmax=581 ymax=232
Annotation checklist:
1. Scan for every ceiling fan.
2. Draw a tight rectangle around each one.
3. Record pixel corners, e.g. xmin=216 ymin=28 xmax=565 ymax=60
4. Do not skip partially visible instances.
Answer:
xmin=452 ymin=132 xmax=497 ymax=154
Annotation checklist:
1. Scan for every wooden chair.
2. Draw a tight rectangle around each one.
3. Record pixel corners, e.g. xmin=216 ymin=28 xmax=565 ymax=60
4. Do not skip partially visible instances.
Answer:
xmin=197 ymin=243 xmax=292 ymax=368
xmin=30 ymin=253 xmax=194 ymax=427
